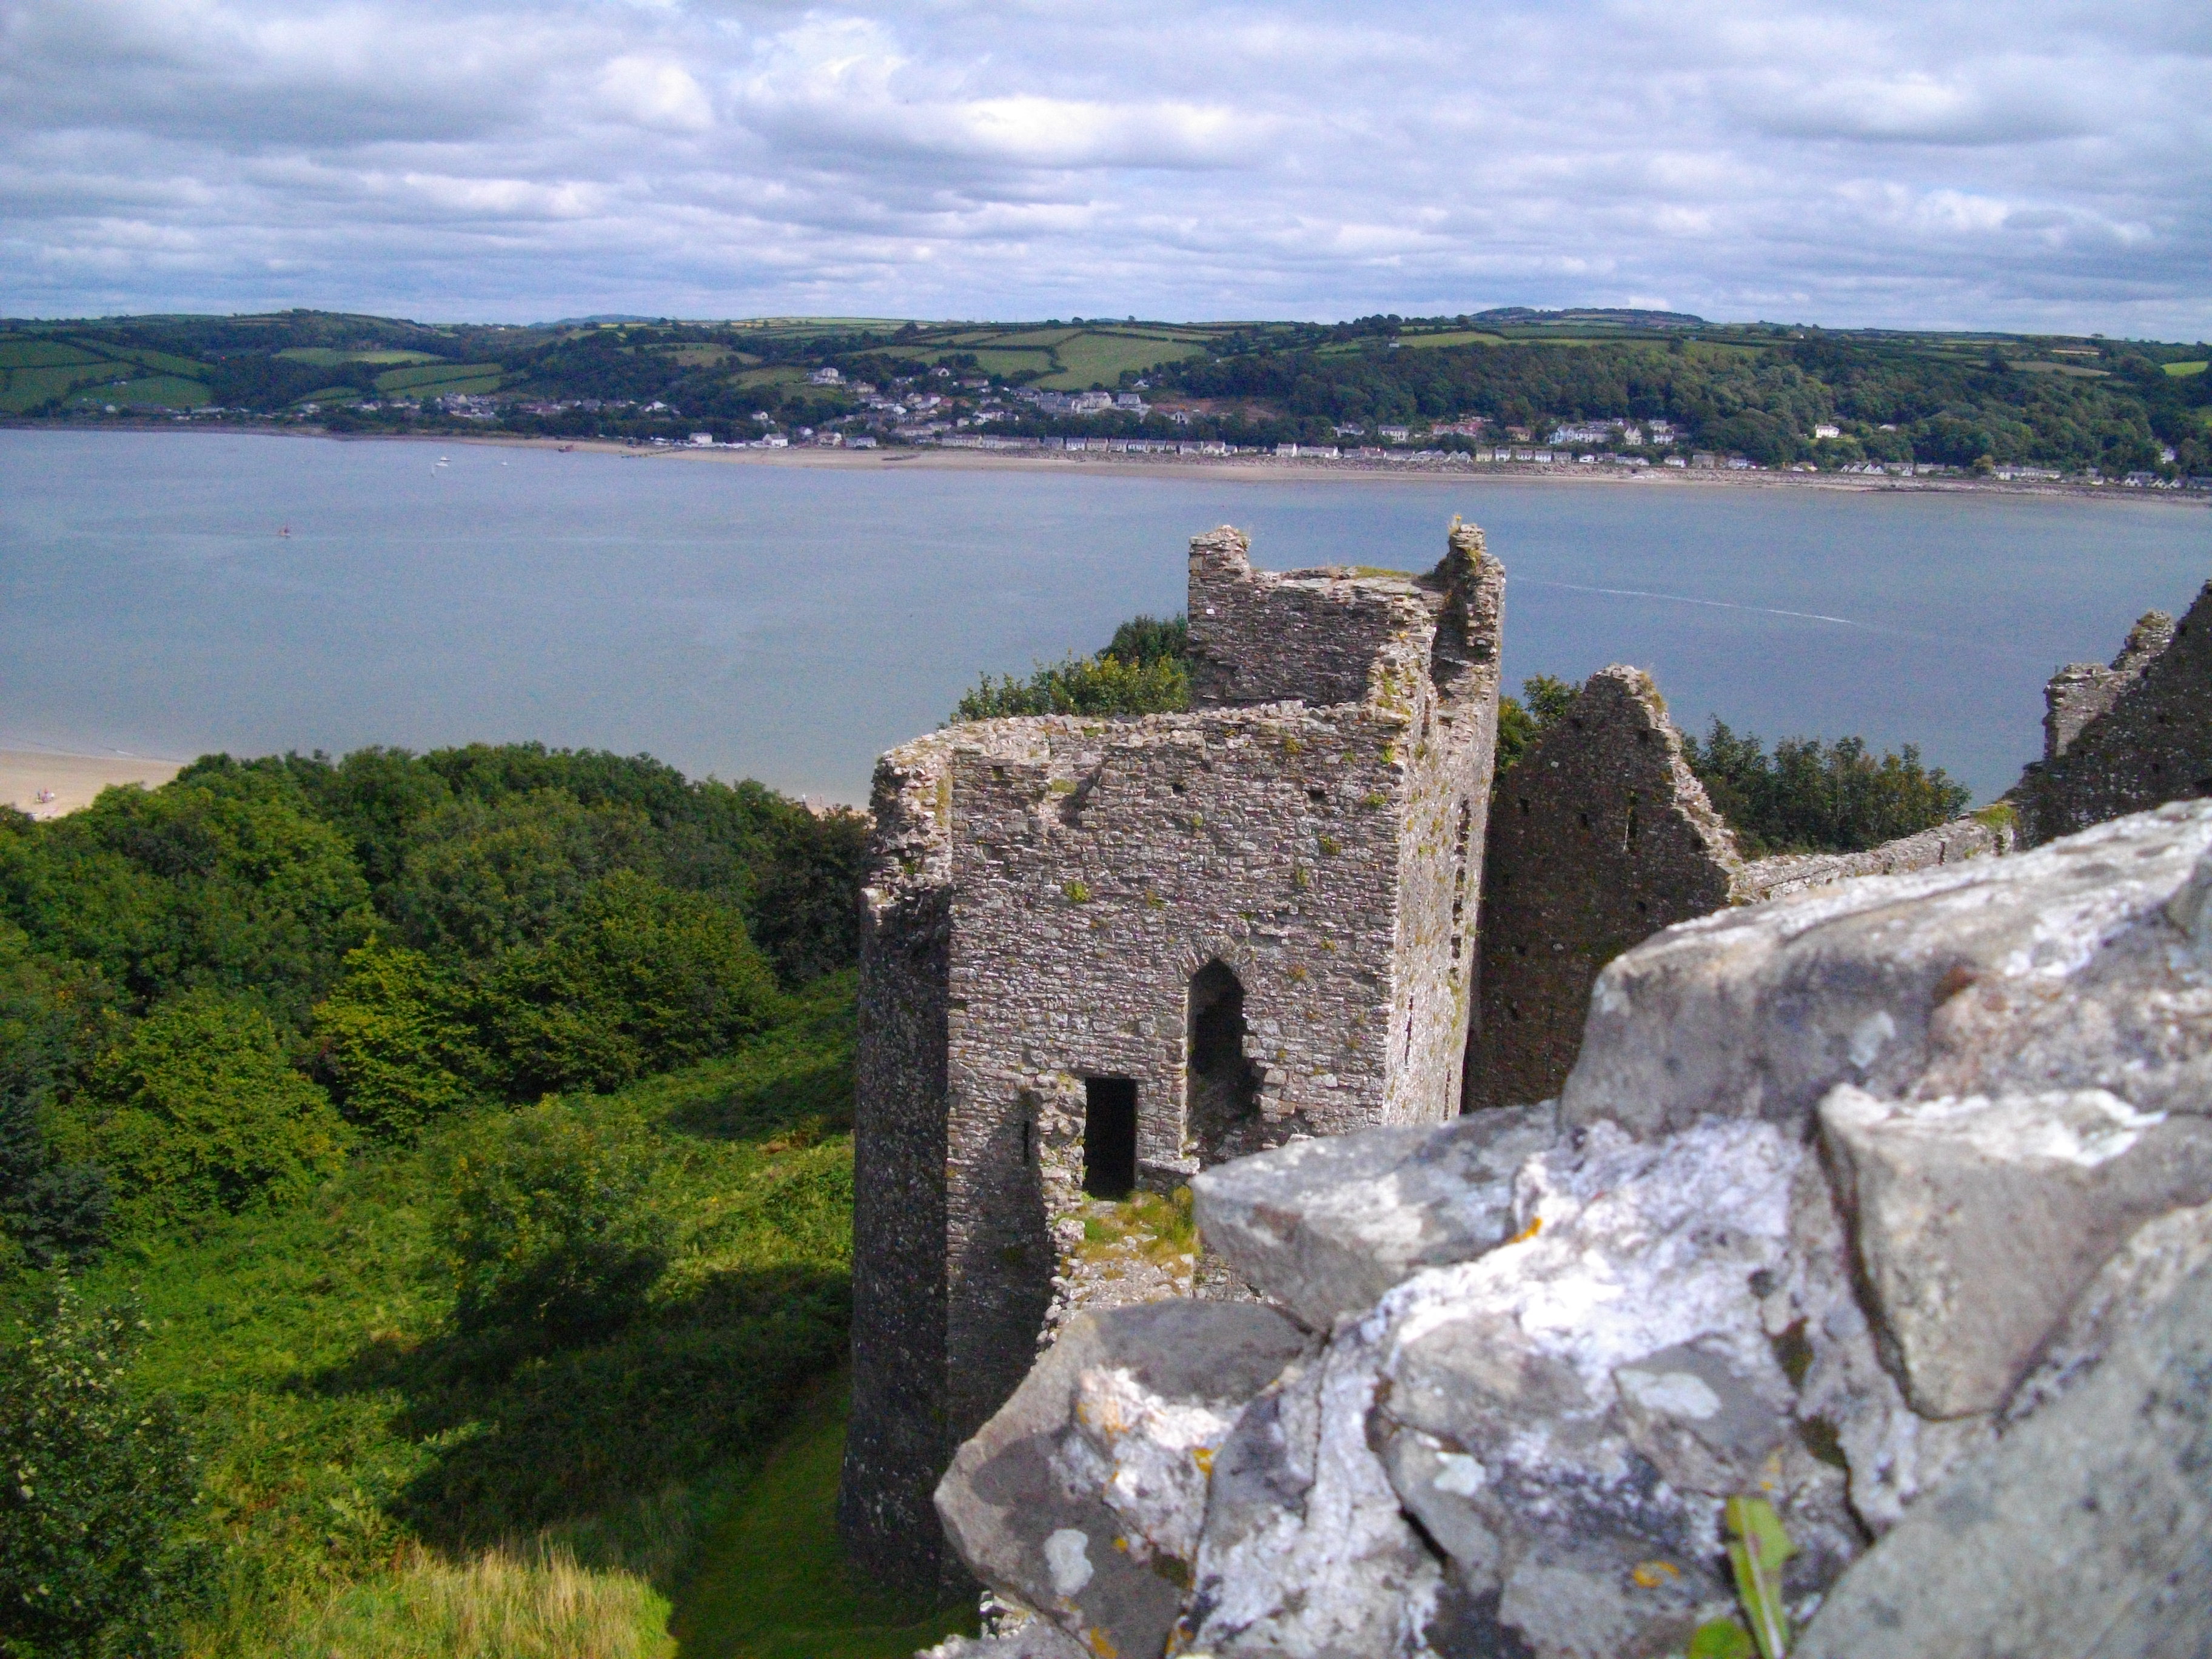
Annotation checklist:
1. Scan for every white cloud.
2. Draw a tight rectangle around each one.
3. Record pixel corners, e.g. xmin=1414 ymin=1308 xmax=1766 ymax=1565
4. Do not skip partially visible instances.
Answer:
xmin=597 ymin=56 xmax=714 ymax=132
xmin=0 ymin=0 xmax=2204 ymax=333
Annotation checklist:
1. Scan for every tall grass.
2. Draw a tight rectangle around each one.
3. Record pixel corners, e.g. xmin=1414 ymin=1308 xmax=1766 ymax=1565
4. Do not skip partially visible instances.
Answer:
xmin=278 ymin=1542 xmax=672 ymax=1659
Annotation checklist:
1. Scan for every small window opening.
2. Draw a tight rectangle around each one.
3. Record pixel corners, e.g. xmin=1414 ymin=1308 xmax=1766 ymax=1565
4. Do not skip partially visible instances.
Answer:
xmin=1083 ymin=1078 xmax=1138 ymax=1198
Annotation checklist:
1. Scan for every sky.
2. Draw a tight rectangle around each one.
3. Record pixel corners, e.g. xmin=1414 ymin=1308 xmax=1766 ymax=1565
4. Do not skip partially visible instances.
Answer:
xmin=2 ymin=0 xmax=2208 ymax=337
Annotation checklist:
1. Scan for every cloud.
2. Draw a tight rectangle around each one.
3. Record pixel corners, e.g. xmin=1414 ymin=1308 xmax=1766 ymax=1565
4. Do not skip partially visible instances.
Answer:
xmin=0 ymin=0 xmax=2204 ymax=333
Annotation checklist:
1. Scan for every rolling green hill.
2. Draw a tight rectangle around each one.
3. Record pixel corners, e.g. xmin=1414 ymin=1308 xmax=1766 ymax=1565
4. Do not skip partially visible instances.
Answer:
xmin=2 ymin=306 xmax=2207 ymax=475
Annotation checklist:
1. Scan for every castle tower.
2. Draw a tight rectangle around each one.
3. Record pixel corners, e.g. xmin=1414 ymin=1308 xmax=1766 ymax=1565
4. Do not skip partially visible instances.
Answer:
xmin=839 ymin=523 xmax=1506 ymax=1592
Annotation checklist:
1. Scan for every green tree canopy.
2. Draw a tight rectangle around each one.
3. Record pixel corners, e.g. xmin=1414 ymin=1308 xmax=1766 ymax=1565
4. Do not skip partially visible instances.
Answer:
xmin=63 ymin=990 xmax=352 ymax=1221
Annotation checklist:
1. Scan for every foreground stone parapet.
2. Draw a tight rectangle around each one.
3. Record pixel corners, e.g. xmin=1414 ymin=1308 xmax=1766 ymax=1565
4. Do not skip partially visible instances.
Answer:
xmin=1185 ymin=1335 xmax=1454 ymax=1659
xmin=925 ymin=804 xmax=2212 ymax=1659
xmin=1561 ymin=799 xmax=2212 ymax=1141
xmin=1187 ymin=1101 xmax=1559 ymax=1330
xmin=933 ymin=1301 xmax=1310 ymax=1659
xmin=2015 ymin=582 xmax=2212 ymax=846
xmin=1368 ymin=1117 xmax=1862 ymax=1659
xmin=1797 ymin=1245 xmax=2212 ymax=1658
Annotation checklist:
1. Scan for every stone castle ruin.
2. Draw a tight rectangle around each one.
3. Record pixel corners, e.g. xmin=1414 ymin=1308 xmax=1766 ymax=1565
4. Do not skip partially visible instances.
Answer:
xmin=841 ymin=518 xmax=2212 ymax=1604
xmin=843 ymin=523 xmax=1504 ymax=1587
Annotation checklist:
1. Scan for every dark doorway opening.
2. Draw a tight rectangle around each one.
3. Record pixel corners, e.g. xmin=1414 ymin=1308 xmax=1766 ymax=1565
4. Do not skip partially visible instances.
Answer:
xmin=1188 ymin=960 xmax=1263 ymax=1164
xmin=1083 ymin=1077 xmax=1138 ymax=1199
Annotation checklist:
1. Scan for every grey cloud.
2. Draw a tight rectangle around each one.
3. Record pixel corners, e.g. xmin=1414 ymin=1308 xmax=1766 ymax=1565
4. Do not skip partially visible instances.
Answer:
xmin=0 ymin=0 xmax=2206 ymax=333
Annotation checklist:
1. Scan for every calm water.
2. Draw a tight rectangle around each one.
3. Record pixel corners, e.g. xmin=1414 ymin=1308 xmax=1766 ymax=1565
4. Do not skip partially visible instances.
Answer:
xmin=3 ymin=430 xmax=2208 ymax=802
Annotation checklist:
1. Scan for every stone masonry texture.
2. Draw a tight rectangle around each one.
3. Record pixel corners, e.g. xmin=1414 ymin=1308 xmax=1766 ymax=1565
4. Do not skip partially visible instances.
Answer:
xmin=2016 ymin=580 xmax=2212 ymax=845
xmin=839 ymin=521 xmax=1505 ymax=1593
xmin=1469 ymin=666 xmax=1744 ymax=1111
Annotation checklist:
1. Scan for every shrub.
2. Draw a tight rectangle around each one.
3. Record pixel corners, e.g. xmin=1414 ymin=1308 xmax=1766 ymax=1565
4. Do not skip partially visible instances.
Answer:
xmin=440 ymin=1104 xmax=672 ymax=1347
xmin=1683 ymin=720 xmax=1972 ymax=855
xmin=1103 ymin=614 xmax=1188 ymax=667
xmin=0 ymin=761 xmax=374 ymax=1024
xmin=0 ymin=1283 xmax=204 ymax=1658
xmin=1494 ymin=673 xmax=1577 ymax=773
xmin=390 ymin=791 xmax=655 ymax=962
xmin=950 ymin=651 xmax=1189 ymax=722
xmin=67 ymin=991 xmax=351 ymax=1222
xmin=312 ymin=939 xmax=489 ymax=1138
xmin=482 ymin=873 xmax=782 ymax=1099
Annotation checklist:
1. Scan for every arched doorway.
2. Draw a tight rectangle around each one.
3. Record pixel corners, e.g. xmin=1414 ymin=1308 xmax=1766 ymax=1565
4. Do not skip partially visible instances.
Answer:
xmin=1188 ymin=960 xmax=1262 ymax=1164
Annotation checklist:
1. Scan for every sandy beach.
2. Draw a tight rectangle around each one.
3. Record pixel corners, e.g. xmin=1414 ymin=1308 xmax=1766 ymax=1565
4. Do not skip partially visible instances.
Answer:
xmin=1 ymin=749 xmax=185 ymax=819
xmin=434 ymin=430 xmax=2210 ymax=506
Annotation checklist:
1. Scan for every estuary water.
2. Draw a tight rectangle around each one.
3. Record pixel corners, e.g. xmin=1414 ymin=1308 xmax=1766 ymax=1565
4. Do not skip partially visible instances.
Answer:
xmin=2 ymin=429 xmax=2208 ymax=802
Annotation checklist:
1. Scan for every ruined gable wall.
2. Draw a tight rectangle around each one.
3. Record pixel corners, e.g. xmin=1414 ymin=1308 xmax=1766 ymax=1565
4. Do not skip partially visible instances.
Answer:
xmin=2043 ymin=609 xmax=2176 ymax=762
xmin=1469 ymin=666 xmax=1744 ymax=1110
xmin=840 ymin=736 xmax=959 ymax=1592
xmin=2017 ymin=582 xmax=2212 ymax=845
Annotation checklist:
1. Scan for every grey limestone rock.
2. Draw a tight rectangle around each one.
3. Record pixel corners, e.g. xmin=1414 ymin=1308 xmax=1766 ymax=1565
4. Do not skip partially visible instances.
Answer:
xmin=1820 ymin=1084 xmax=2212 ymax=1418
xmin=2008 ymin=1199 xmax=2212 ymax=1423
xmin=1562 ymin=800 xmax=2212 ymax=1140
xmin=1367 ymin=1117 xmax=1862 ymax=1658
xmin=933 ymin=1300 xmax=1310 ymax=1659
xmin=1796 ymin=1250 xmax=2212 ymax=1659
xmin=1188 ymin=1101 xmax=1562 ymax=1330
xmin=1184 ymin=1332 xmax=1452 ymax=1659
xmin=917 ymin=1622 xmax=1088 ymax=1659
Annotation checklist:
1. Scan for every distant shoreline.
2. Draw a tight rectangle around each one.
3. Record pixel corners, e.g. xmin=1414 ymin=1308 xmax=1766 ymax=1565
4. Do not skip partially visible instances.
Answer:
xmin=6 ymin=420 xmax=2207 ymax=508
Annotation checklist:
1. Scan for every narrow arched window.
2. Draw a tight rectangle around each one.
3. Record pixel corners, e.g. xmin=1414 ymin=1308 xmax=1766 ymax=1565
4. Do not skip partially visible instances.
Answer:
xmin=1188 ymin=960 xmax=1262 ymax=1164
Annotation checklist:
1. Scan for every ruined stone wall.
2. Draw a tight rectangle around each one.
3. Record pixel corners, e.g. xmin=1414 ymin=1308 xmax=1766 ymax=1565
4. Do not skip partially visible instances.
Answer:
xmin=2016 ymin=581 xmax=2212 ymax=845
xmin=939 ymin=529 xmax=1501 ymax=1449
xmin=2042 ymin=610 xmax=2174 ymax=761
xmin=1468 ymin=666 xmax=1743 ymax=1111
xmin=1742 ymin=813 xmax=2013 ymax=902
xmin=839 ymin=740 xmax=959 ymax=1592
xmin=843 ymin=523 xmax=1503 ymax=1592
xmin=1187 ymin=525 xmax=1441 ymax=709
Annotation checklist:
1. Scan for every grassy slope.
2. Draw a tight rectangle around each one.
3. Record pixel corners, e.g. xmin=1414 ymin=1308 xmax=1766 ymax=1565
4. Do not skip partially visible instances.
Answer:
xmin=672 ymin=1378 xmax=973 ymax=1659
xmin=27 ymin=973 xmax=963 ymax=1657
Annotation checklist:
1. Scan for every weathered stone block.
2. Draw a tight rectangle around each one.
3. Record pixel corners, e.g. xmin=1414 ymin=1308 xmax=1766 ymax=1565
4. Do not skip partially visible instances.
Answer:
xmin=1821 ymin=1084 xmax=2212 ymax=1418
xmin=1562 ymin=800 xmax=2212 ymax=1140
xmin=1187 ymin=1102 xmax=1561 ymax=1330
xmin=1795 ymin=1251 xmax=2212 ymax=1659
xmin=2007 ymin=1199 xmax=2212 ymax=1423
xmin=933 ymin=1300 xmax=1309 ymax=1659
